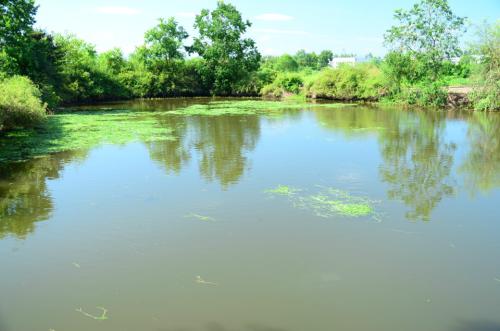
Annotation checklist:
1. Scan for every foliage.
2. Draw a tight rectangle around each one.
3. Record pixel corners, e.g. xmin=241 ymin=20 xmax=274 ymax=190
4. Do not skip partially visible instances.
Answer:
xmin=191 ymin=1 xmax=261 ymax=95
xmin=383 ymin=0 xmax=467 ymax=106
xmin=0 ymin=0 xmax=38 ymax=73
xmin=469 ymin=21 xmax=500 ymax=111
xmin=384 ymin=0 xmax=466 ymax=80
xmin=262 ymin=72 xmax=305 ymax=97
xmin=0 ymin=76 xmax=46 ymax=130
xmin=307 ymin=64 xmax=384 ymax=100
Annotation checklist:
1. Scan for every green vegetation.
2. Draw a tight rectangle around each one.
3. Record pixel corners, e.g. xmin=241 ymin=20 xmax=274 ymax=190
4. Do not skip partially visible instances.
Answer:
xmin=0 ymin=0 xmax=498 ymax=132
xmin=469 ymin=21 xmax=500 ymax=111
xmin=0 ymin=75 xmax=46 ymax=130
xmin=265 ymin=185 xmax=378 ymax=219
xmin=0 ymin=109 xmax=175 ymax=162
xmin=166 ymin=100 xmax=353 ymax=116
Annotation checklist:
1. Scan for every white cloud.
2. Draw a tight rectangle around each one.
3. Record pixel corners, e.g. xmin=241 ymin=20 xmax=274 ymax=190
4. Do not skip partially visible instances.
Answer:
xmin=175 ymin=12 xmax=197 ymax=19
xmin=96 ymin=6 xmax=141 ymax=15
xmin=255 ymin=13 xmax=294 ymax=22
xmin=253 ymin=28 xmax=309 ymax=36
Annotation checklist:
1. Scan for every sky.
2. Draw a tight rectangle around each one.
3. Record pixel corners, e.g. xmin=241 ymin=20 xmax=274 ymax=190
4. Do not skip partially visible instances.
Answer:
xmin=34 ymin=0 xmax=499 ymax=56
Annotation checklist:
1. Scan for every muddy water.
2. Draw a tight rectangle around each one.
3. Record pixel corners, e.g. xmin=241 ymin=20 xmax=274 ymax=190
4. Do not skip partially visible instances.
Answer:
xmin=1 ymin=99 xmax=499 ymax=331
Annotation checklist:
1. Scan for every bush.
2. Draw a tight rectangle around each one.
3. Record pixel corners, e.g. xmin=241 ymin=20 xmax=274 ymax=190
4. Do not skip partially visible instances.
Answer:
xmin=261 ymin=72 xmax=305 ymax=97
xmin=307 ymin=63 xmax=384 ymax=100
xmin=0 ymin=76 xmax=47 ymax=130
xmin=394 ymin=82 xmax=448 ymax=108
xmin=470 ymin=22 xmax=500 ymax=111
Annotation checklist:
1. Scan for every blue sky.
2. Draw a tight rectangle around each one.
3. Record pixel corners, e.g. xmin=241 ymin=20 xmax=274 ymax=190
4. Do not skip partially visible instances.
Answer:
xmin=34 ymin=0 xmax=499 ymax=56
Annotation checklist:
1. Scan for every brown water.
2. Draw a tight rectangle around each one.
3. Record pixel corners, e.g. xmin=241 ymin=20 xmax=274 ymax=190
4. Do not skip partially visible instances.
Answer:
xmin=1 ymin=99 xmax=499 ymax=331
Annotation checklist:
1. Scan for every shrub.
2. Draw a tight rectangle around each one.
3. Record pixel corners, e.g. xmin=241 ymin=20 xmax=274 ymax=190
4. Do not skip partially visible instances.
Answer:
xmin=0 ymin=76 xmax=47 ymax=130
xmin=395 ymin=82 xmax=448 ymax=108
xmin=307 ymin=63 xmax=384 ymax=100
xmin=470 ymin=22 xmax=500 ymax=111
xmin=261 ymin=72 xmax=305 ymax=97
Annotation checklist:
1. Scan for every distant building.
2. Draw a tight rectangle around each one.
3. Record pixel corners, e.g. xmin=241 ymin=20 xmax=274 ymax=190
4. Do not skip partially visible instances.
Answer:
xmin=329 ymin=57 xmax=356 ymax=68
xmin=329 ymin=56 xmax=373 ymax=68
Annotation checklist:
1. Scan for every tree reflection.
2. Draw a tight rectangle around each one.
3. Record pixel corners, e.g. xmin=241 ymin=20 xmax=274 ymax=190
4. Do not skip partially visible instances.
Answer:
xmin=146 ymin=114 xmax=261 ymax=189
xmin=147 ymin=116 xmax=192 ymax=175
xmin=460 ymin=112 xmax=500 ymax=195
xmin=315 ymin=107 xmax=457 ymax=221
xmin=378 ymin=111 xmax=456 ymax=221
xmin=0 ymin=151 xmax=86 ymax=239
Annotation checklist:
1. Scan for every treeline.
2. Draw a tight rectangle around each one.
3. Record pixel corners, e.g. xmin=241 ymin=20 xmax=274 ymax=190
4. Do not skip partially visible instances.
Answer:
xmin=1 ymin=0 xmax=499 ymax=131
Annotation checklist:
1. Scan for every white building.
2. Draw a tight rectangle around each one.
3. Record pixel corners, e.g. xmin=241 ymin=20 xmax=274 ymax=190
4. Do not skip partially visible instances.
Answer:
xmin=329 ymin=57 xmax=357 ymax=68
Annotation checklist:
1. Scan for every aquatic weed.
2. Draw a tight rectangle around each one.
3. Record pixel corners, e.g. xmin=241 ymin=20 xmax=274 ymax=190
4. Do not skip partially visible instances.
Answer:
xmin=76 ymin=307 xmax=108 ymax=320
xmin=265 ymin=184 xmax=379 ymax=219
xmin=264 ymin=185 xmax=301 ymax=197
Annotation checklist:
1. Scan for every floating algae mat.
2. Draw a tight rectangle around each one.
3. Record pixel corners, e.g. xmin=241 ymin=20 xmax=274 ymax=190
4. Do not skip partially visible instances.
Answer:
xmin=264 ymin=185 xmax=302 ymax=197
xmin=0 ymin=110 xmax=175 ymax=162
xmin=166 ymin=100 xmax=354 ymax=116
xmin=266 ymin=185 xmax=379 ymax=220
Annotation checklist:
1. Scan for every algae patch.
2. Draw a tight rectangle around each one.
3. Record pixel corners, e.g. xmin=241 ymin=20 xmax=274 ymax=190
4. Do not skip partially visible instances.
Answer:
xmin=0 ymin=110 xmax=175 ymax=162
xmin=76 ymin=306 xmax=108 ymax=320
xmin=265 ymin=185 xmax=378 ymax=219
xmin=184 ymin=213 xmax=216 ymax=222
xmin=265 ymin=185 xmax=301 ymax=197
xmin=167 ymin=100 xmax=354 ymax=116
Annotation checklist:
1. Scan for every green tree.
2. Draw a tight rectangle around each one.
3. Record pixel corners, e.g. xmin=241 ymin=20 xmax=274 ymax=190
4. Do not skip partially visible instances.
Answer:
xmin=191 ymin=1 xmax=261 ymax=95
xmin=294 ymin=49 xmax=318 ymax=69
xmin=141 ymin=18 xmax=189 ymax=96
xmin=275 ymin=54 xmax=299 ymax=72
xmin=317 ymin=50 xmax=334 ymax=69
xmin=0 ymin=0 xmax=38 ymax=74
xmin=384 ymin=0 xmax=466 ymax=80
xmin=470 ymin=21 xmax=500 ymax=111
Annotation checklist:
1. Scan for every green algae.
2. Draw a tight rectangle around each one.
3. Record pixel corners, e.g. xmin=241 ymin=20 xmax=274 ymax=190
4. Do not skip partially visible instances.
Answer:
xmin=0 ymin=100 xmax=354 ymax=162
xmin=76 ymin=306 xmax=108 ymax=320
xmin=264 ymin=185 xmax=301 ymax=197
xmin=166 ymin=100 xmax=354 ymax=116
xmin=266 ymin=185 xmax=378 ymax=219
xmin=0 ymin=110 xmax=175 ymax=162
xmin=184 ymin=213 xmax=216 ymax=222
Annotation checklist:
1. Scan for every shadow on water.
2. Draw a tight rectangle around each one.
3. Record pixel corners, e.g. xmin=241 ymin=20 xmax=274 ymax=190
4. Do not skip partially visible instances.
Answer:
xmin=452 ymin=320 xmax=500 ymax=331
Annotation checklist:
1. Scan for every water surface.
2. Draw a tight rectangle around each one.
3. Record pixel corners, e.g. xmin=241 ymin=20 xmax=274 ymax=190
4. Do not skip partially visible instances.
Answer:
xmin=1 ymin=99 xmax=499 ymax=331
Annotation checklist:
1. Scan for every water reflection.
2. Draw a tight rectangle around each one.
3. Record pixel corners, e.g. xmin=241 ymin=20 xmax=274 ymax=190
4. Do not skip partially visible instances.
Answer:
xmin=460 ymin=112 xmax=500 ymax=195
xmin=1 ymin=101 xmax=499 ymax=241
xmin=316 ymin=107 xmax=457 ymax=221
xmin=148 ymin=114 xmax=261 ymax=188
xmin=0 ymin=151 xmax=86 ymax=239
xmin=378 ymin=111 xmax=456 ymax=221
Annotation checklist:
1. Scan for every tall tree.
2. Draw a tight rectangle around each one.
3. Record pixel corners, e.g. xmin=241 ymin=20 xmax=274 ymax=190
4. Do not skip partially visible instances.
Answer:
xmin=0 ymin=0 xmax=38 ymax=74
xmin=384 ymin=0 xmax=466 ymax=79
xmin=191 ymin=1 xmax=261 ymax=95
xmin=317 ymin=50 xmax=334 ymax=69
